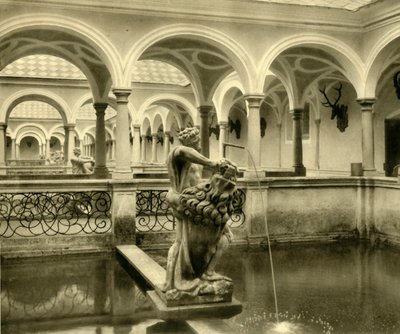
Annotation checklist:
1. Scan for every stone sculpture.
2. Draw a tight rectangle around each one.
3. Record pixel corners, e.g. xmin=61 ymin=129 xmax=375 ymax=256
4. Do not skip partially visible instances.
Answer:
xmin=161 ymin=127 xmax=239 ymax=306
xmin=70 ymin=148 xmax=94 ymax=174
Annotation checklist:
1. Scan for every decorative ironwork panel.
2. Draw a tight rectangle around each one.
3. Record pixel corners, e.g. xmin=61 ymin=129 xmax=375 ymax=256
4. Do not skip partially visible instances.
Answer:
xmin=229 ymin=188 xmax=246 ymax=228
xmin=0 ymin=191 xmax=112 ymax=238
xmin=136 ymin=190 xmax=175 ymax=232
xmin=136 ymin=188 xmax=246 ymax=232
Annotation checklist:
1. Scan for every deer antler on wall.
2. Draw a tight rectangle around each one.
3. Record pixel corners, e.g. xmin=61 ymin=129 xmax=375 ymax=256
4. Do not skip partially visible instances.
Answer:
xmin=393 ymin=71 xmax=400 ymax=99
xmin=228 ymin=117 xmax=241 ymax=139
xmin=260 ymin=117 xmax=267 ymax=138
xmin=319 ymin=83 xmax=349 ymax=132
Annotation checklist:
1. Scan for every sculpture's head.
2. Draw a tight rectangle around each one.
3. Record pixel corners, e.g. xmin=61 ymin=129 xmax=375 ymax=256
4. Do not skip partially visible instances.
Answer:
xmin=73 ymin=148 xmax=81 ymax=156
xmin=178 ymin=127 xmax=200 ymax=151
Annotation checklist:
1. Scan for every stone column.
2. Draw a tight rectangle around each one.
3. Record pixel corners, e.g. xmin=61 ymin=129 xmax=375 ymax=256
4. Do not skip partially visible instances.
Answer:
xmin=292 ymin=108 xmax=306 ymax=176
xmin=46 ymin=139 xmax=50 ymax=160
xmin=0 ymin=124 xmax=6 ymax=167
xmin=151 ymin=133 xmax=157 ymax=163
xmin=314 ymin=119 xmax=321 ymax=170
xmin=94 ymin=103 xmax=109 ymax=178
xmin=16 ymin=143 xmax=20 ymax=160
xmin=141 ymin=135 xmax=146 ymax=162
xmin=111 ymin=140 xmax=115 ymax=160
xmin=198 ymin=105 xmax=212 ymax=158
xmin=113 ymin=88 xmax=132 ymax=179
xmin=244 ymin=95 xmax=264 ymax=173
xmin=357 ymin=98 xmax=376 ymax=175
xmin=164 ymin=131 xmax=171 ymax=160
xmin=277 ymin=123 xmax=282 ymax=168
xmin=131 ymin=125 xmax=141 ymax=164
xmin=218 ymin=121 xmax=228 ymax=159
xmin=11 ymin=138 xmax=16 ymax=160
xmin=64 ymin=125 xmax=75 ymax=168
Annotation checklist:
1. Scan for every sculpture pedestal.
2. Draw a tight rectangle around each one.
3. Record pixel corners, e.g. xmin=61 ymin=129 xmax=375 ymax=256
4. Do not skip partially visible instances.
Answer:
xmin=154 ymin=279 xmax=233 ymax=307
xmin=148 ymin=290 xmax=242 ymax=320
xmin=116 ymin=245 xmax=242 ymax=320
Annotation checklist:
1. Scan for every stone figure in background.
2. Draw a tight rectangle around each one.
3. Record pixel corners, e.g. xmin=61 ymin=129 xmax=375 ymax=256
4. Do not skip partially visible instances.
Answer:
xmin=162 ymin=127 xmax=238 ymax=305
xmin=71 ymin=148 xmax=94 ymax=174
xmin=47 ymin=150 xmax=64 ymax=165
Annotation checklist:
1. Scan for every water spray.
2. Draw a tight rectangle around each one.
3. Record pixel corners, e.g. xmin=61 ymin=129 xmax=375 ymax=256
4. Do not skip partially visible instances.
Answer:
xmin=223 ymin=143 xmax=280 ymax=324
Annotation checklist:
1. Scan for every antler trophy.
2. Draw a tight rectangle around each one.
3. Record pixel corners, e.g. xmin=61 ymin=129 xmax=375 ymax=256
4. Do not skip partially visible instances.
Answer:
xmin=319 ymin=83 xmax=349 ymax=132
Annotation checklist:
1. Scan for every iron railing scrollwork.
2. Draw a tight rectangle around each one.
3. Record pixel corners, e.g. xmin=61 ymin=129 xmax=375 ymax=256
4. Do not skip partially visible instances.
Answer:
xmin=0 ymin=191 xmax=112 ymax=238
xmin=136 ymin=190 xmax=175 ymax=232
xmin=135 ymin=188 xmax=246 ymax=232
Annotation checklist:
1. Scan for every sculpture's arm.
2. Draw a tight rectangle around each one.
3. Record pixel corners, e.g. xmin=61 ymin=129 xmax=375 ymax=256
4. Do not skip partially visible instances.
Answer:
xmin=173 ymin=146 xmax=219 ymax=169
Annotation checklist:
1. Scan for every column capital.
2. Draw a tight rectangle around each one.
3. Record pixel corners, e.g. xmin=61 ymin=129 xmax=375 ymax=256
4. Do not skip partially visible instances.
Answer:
xmin=244 ymin=94 xmax=265 ymax=107
xmin=0 ymin=123 xmax=7 ymax=130
xmin=218 ymin=121 xmax=228 ymax=127
xmin=164 ymin=131 xmax=170 ymax=136
xmin=314 ymin=118 xmax=321 ymax=125
xmin=132 ymin=124 xmax=141 ymax=130
xmin=290 ymin=108 xmax=304 ymax=120
xmin=64 ymin=124 xmax=75 ymax=131
xmin=113 ymin=88 xmax=132 ymax=102
xmin=197 ymin=105 xmax=213 ymax=116
xmin=356 ymin=98 xmax=376 ymax=111
xmin=93 ymin=102 xmax=108 ymax=114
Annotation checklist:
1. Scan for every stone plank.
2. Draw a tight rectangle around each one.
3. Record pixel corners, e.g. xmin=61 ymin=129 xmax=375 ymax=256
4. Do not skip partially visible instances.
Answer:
xmin=116 ymin=245 xmax=165 ymax=289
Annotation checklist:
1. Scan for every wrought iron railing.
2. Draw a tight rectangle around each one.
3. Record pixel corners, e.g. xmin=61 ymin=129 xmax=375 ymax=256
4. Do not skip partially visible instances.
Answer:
xmin=0 ymin=191 xmax=112 ymax=238
xmin=136 ymin=190 xmax=175 ymax=232
xmin=135 ymin=188 xmax=246 ymax=232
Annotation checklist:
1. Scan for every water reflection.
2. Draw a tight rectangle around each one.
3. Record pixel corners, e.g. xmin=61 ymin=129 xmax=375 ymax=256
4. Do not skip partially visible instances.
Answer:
xmin=219 ymin=242 xmax=400 ymax=333
xmin=2 ymin=243 xmax=400 ymax=333
xmin=1 ymin=254 xmax=153 ymax=334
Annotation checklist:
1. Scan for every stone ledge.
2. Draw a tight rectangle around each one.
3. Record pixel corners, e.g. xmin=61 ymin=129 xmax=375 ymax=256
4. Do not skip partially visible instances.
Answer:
xmin=147 ymin=290 xmax=242 ymax=320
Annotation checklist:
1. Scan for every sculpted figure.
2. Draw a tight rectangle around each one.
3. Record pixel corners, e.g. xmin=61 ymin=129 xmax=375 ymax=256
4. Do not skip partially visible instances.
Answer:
xmin=71 ymin=148 xmax=94 ymax=174
xmin=162 ymin=127 xmax=238 ymax=304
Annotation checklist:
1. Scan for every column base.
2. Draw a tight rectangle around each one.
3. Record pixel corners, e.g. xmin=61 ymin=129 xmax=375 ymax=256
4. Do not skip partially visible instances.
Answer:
xmin=363 ymin=169 xmax=378 ymax=176
xmin=94 ymin=166 xmax=110 ymax=179
xmin=112 ymin=169 xmax=133 ymax=179
xmin=243 ymin=169 xmax=263 ymax=179
xmin=293 ymin=165 xmax=306 ymax=176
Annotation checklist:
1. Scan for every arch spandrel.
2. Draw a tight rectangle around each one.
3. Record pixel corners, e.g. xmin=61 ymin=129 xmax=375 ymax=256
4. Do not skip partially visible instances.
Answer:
xmin=0 ymin=14 xmax=124 ymax=101
xmin=257 ymin=34 xmax=365 ymax=106
xmin=1 ymin=89 xmax=72 ymax=124
xmin=124 ymin=24 xmax=255 ymax=103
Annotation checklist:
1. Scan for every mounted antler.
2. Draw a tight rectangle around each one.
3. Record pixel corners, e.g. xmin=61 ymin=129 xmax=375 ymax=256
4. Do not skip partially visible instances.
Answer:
xmin=319 ymin=83 xmax=349 ymax=132
xmin=228 ymin=117 xmax=241 ymax=139
xmin=393 ymin=71 xmax=400 ymax=99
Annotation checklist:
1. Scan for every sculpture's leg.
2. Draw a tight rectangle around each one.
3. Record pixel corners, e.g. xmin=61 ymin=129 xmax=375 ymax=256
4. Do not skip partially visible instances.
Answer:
xmin=201 ymin=228 xmax=233 ymax=281
xmin=162 ymin=220 xmax=182 ymax=291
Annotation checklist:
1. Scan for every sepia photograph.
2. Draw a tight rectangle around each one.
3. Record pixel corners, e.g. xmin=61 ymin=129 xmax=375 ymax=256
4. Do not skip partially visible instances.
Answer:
xmin=1 ymin=0 xmax=400 ymax=333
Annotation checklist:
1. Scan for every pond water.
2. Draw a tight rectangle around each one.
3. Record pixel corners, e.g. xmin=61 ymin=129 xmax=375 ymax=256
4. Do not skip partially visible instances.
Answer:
xmin=2 ymin=242 xmax=400 ymax=334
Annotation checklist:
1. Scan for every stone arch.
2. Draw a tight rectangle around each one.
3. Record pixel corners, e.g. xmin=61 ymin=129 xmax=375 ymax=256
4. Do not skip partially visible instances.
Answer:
xmin=72 ymin=92 xmax=119 ymax=122
xmin=141 ymin=117 xmax=151 ymax=135
xmin=1 ymin=89 xmax=72 ymax=124
xmin=16 ymin=131 xmax=45 ymax=146
xmin=214 ymin=73 xmax=245 ymax=122
xmin=153 ymin=113 xmax=164 ymax=134
xmin=124 ymin=24 xmax=255 ymax=97
xmin=14 ymin=123 xmax=48 ymax=142
xmin=364 ymin=28 xmax=400 ymax=97
xmin=0 ymin=14 xmax=124 ymax=101
xmin=137 ymin=94 xmax=197 ymax=125
xmin=257 ymin=33 xmax=364 ymax=104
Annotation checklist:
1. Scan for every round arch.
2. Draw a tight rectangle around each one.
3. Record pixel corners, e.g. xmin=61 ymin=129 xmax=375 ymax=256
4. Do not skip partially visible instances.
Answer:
xmin=1 ymin=89 xmax=72 ymax=124
xmin=257 ymin=34 xmax=364 ymax=98
xmin=17 ymin=131 xmax=45 ymax=146
xmin=72 ymin=92 xmax=119 ymax=122
xmin=364 ymin=27 xmax=400 ymax=97
xmin=137 ymin=93 xmax=198 ymax=125
xmin=14 ymin=123 xmax=48 ymax=141
xmin=0 ymin=14 xmax=124 ymax=101
xmin=141 ymin=117 xmax=152 ymax=135
xmin=213 ymin=73 xmax=245 ymax=122
xmin=123 ymin=24 xmax=255 ymax=92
